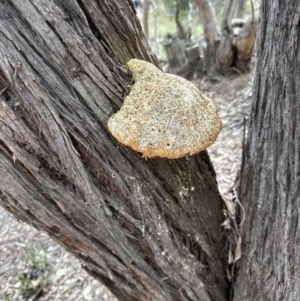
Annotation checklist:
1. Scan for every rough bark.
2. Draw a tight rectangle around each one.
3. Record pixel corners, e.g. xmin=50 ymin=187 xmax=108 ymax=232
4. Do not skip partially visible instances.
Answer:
xmin=234 ymin=1 xmax=300 ymax=300
xmin=0 ymin=1 xmax=229 ymax=301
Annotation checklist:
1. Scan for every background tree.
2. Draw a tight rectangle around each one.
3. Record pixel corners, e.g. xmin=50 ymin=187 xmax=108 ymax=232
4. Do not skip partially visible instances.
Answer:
xmin=164 ymin=0 xmax=258 ymax=74
xmin=192 ymin=0 xmax=219 ymax=71
xmin=0 ymin=1 xmax=228 ymax=300
xmin=221 ymin=0 xmax=238 ymax=30
xmin=143 ymin=0 xmax=150 ymax=40
xmin=237 ymin=0 xmax=245 ymax=18
xmin=175 ymin=0 xmax=187 ymax=40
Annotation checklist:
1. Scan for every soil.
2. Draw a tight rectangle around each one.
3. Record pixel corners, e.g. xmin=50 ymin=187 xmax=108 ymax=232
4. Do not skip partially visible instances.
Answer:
xmin=0 ymin=70 xmax=253 ymax=301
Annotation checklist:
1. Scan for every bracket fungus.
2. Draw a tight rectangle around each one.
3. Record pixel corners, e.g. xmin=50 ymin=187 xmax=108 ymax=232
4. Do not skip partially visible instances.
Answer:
xmin=107 ymin=59 xmax=222 ymax=159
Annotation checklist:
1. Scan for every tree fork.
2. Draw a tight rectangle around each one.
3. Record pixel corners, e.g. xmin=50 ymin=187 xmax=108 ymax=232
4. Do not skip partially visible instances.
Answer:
xmin=0 ymin=1 xmax=229 ymax=300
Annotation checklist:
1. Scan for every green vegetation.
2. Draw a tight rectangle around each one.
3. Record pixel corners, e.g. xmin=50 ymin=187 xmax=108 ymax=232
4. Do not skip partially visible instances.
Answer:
xmin=13 ymin=248 xmax=49 ymax=299
xmin=16 ymin=272 xmax=44 ymax=298
xmin=26 ymin=248 xmax=48 ymax=273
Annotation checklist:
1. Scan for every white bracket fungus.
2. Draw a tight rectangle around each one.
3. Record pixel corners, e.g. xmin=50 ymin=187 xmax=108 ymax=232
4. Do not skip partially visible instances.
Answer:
xmin=107 ymin=59 xmax=222 ymax=159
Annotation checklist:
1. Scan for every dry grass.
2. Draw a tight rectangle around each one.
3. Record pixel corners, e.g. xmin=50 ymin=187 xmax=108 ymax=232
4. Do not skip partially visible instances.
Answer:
xmin=0 ymin=70 xmax=253 ymax=301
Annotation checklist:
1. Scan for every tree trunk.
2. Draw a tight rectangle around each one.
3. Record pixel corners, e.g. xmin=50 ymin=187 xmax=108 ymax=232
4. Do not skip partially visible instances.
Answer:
xmin=163 ymin=35 xmax=187 ymax=72
xmin=234 ymin=1 xmax=300 ymax=300
xmin=221 ymin=0 xmax=237 ymax=30
xmin=236 ymin=0 xmax=245 ymax=18
xmin=143 ymin=0 xmax=150 ymax=40
xmin=0 ymin=1 xmax=229 ymax=301
xmin=175 ymin=0 xmax=186 ymax=40
xmin=234 ymin=15 xmax=258 ymax=73
xmin=192 ymin=0 xmax=219 ymax=71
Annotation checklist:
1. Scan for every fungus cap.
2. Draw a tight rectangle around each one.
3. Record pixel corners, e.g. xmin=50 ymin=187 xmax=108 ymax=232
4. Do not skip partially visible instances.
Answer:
xmin=107 ymin=59 xmax=222 ymax=159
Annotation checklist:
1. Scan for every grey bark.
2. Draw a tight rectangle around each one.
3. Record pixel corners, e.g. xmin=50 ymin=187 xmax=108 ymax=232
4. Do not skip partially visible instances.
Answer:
xmin=143 ymin=0 xmax=150 ymax=40
xmin=236 ymin=0 xmax=245 ymax=18
xmin=163 ymin=35 xmax=187 ymax=72
xmin=175 ymin=0 xmax=186 ymax=40
xmin=0 ymin=1 xmax=229 ymax=301
xmin=221 ymin=0 xmax=237 ymax=30
xmin=192 ymin=0 xmax=219 ymax=71
xmin=234 ymin=1 xmax=300 ymax=300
